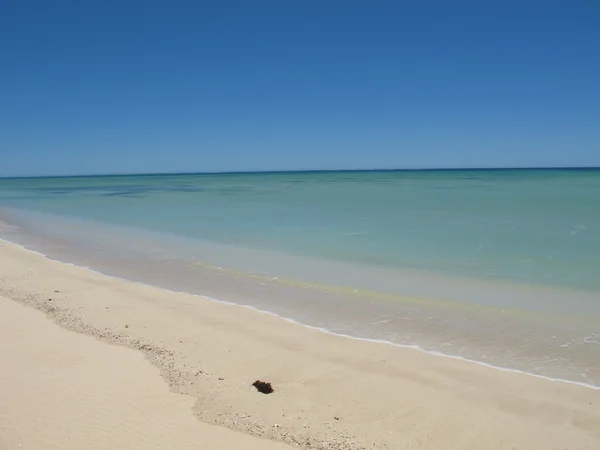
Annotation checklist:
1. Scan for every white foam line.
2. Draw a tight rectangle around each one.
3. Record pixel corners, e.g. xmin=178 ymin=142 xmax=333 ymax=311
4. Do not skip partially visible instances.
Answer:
xmin=1 ymin=236 xmax=599 ymax=391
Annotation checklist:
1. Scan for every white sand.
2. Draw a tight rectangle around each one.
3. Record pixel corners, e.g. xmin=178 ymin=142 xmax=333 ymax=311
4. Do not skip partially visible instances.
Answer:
xmin=0 ymin=296 xmax=291 ymax=450
xmin=0 ymin=239 xmax=599 ymax=449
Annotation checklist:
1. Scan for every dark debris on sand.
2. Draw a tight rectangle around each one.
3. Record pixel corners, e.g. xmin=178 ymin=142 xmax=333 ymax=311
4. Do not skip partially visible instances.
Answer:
xmin=252 ymin=380 xmax=274 ymax=394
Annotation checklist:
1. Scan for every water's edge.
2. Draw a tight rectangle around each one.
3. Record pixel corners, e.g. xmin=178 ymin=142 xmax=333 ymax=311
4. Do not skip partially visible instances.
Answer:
xmin=2 ymin=235 xmax=598 ymax=391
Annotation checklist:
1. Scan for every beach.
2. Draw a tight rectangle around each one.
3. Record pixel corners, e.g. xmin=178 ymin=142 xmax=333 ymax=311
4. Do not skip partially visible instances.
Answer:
xmin=1 ymin=239 xmax=599 ymax=449
xmin=0 ymin=295 xmax=290 ymax=450
xmin=2 ymin=170 xmax=600 ymax=387
xmin=4 ymin=0 xmax=599 ymax=447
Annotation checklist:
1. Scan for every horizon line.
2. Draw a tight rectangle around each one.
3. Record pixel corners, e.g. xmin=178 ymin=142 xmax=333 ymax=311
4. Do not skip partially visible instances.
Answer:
xmin=1 ymin=165 xmax=600 ymax=180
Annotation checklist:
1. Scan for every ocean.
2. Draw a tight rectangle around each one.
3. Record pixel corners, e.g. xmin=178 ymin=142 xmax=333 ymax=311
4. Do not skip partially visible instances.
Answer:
xmin=1 ymin=169 xmax=599 ymax=387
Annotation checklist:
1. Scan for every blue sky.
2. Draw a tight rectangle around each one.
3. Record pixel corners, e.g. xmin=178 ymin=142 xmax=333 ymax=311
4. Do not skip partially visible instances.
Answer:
xmin=1 ymin=1 xmax=599 ymax=176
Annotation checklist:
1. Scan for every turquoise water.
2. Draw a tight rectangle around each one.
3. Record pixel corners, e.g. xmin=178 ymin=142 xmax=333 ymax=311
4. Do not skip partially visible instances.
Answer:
xmin=1 ymin=169 xmax=599 ymax=386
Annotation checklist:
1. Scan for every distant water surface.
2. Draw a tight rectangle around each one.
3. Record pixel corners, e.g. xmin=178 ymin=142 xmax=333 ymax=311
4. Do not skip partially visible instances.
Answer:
xmin=1 ymin=169 xmax=599 ymax=387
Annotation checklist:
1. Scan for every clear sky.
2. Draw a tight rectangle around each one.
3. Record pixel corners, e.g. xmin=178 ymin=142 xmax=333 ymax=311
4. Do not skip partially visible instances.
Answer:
xmin=1 ymin=1 xmax=599 ymax=176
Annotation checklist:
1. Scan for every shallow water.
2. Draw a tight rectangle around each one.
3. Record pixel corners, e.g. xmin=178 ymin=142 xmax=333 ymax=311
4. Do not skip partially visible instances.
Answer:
xmin=1 ymin=169 xmax=599 ymax=386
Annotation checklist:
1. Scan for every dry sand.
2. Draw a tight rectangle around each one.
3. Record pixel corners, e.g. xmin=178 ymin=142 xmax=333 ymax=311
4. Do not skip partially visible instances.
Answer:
xmin=0 ymin=239 xmax=599 ymax=449
xmin=0 ymin=296 xmax=291 ymax=450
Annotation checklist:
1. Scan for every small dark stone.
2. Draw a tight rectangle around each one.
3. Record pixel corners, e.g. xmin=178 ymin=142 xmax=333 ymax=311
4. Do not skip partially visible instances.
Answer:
xmin=334 ymin=416 xmax=340 ymax=421
xmin=54 ymin=290 xmax=59 ymax=293
xmin=48 ymin=298 xmax=52 ymax=301
xmin=125 ymin=324 xmax=129 ymax=328
xmin=252 ymin=380 xmax=274 ymax=394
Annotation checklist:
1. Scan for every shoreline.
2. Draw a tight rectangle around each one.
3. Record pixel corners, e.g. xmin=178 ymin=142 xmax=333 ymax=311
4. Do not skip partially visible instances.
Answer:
xmin=2 ymin=234 xmax=599 ymax=391
xmin=1 ymin=239 xmax=599 ymax=449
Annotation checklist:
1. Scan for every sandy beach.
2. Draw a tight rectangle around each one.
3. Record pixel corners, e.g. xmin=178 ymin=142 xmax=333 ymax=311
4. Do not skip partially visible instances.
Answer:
xmin=1 ymin=238 xmax=599 ymax=450
xmin=0 ymin=296 xmax=291 ymax=450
